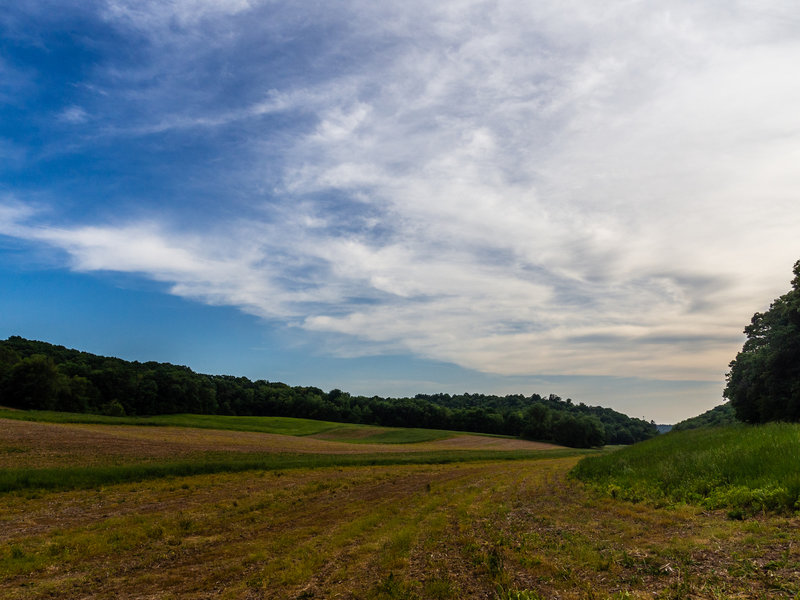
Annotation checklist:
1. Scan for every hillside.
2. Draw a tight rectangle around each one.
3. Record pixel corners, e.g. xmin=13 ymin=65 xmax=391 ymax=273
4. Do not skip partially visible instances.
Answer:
xmin=672 ymin=402 xmax=737 ymax=431
xmin=0 ymin=336 xmax=657 ymax=448
xmin=572 ymin=422 xmax=800 ymax=516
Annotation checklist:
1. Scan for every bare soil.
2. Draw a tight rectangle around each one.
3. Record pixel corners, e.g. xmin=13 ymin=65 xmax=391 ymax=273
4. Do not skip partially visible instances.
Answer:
xmin=0 ymin=418 xmax=558 ymax=469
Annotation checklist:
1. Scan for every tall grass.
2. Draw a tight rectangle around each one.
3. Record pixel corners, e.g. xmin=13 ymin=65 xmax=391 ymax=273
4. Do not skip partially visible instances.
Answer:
xmin=572 ymin=423 xmax=800 ymax=514
xmin=0 ymin=449 xmax=588 ymax=494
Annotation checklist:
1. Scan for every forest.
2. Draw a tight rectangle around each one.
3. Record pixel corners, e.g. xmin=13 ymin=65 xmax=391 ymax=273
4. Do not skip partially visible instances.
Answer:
xmin=724 ymin=259 xmax=800 ymax=424
xmin=0 ymin=336 xmax=657 ymax=448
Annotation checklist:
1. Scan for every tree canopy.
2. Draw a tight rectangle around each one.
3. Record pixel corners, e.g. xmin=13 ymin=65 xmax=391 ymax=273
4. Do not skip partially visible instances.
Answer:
xmin=724 ymin=260 xmax=800 ymax=423
xmin=0 ymin=336 xmax=657 ymax=447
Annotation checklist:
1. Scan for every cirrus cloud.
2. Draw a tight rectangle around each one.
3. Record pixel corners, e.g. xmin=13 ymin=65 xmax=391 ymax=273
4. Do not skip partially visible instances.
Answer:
xmin=3 ymin=0 xmax=800 ymax=401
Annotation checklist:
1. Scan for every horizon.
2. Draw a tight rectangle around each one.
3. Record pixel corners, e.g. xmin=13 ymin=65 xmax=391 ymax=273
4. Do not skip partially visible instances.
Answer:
xmin=3 ymin=2 xmax=800 ymax=423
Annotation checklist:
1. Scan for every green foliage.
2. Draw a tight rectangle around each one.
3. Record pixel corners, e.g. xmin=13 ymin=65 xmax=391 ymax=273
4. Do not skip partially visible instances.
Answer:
xmin=0 ymin=336 xmax=657 ymax=448
xmin=572 ymin=423 xmax=800 ymax=515
xmin=672 ymin=402 xmax=738 ymax=431
xmin=724 ymin=259 xmax=800 ymax=423
xmin=0 ymin=345 xmax=20 ymax=379
xmin=100 ymin=399 xmax=126 ymax=417
xmin=521 ymin=403 xmax=551 ymax=440
xmin=3 ymin=355 xmax=65 ymax=410
xmin=495 ymin=588 xmax=545 ymax=600
xmin=550 ymin=413 xmax=605 ymax=448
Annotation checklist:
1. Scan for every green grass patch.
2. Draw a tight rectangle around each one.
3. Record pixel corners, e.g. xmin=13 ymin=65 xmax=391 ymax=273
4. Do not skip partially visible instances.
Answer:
xmin=0 ymin=448 xmax=589 ymax=494
xmin=0 ymin=408 xmax=348 ymax=434
xmin=572 ymin=423 xmax=800 ymax=514
xmin=0 ymin=408 xmax=453 ymax=442
xmin=345 ymin=428 xmax=454 ymax=444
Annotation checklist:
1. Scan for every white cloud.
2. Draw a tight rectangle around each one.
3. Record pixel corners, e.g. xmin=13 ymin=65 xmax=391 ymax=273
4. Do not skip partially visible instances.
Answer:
xmin=102 ymin=0 xmax=255 ymax=30
xmin=5 ymin=0 xmax=800 ymax=388
xmin=58 ymin=106 xmax=89 ymax=124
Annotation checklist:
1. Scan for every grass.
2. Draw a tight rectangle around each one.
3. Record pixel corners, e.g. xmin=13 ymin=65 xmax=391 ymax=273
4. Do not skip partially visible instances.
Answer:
xmin=3 ymin=441 xmax=800 ymax=598
xmin=346 ymin=428 xmax=456 ymax=444
xmin=0 ymin=408 xmax=456 ymax=443
xmin=0 ymin=449 xmax=587 ymax=494
xmin=572 ymin=422 xmax=800 ymax=515
xmin=6 ymin=413 xmax=800 ymax=597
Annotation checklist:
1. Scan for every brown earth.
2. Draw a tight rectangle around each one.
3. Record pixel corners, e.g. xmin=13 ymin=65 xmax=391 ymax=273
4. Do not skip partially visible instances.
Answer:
xmin=3 ymin=457 xmax=800 ymax=599
xmin=0 ymin=418 xmax=559 ymax=469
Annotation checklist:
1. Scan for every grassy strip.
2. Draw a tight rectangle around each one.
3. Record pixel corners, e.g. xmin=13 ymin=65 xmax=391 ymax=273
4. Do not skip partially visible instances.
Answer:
xmin=0 ymin=409 xmax=454 ymax=443
xmin=0 ymin=449 xmax=589 ymax=494
xmin=342 ymin=428 xmax=457 ymax=444
xmin=572 ymin=423 xmax=800 ymax=516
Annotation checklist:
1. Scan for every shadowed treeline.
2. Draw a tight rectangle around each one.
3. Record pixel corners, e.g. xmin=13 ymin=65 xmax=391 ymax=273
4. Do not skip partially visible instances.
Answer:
xmin=0 ymin=336 xmax=656 ymax=448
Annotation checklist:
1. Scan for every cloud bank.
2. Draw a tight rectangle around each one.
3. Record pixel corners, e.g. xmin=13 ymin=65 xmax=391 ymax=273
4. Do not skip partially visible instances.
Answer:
xmin=3 ymin=0 xmax=800 ymax=387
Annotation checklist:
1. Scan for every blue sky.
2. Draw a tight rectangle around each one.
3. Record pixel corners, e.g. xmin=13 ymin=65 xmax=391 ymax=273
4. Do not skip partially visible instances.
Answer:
xmin=2 ymin=1 xmax=800 ymax=423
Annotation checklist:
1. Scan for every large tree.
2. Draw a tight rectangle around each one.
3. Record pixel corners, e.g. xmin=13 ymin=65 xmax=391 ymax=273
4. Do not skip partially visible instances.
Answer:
xmin=724 ymin=260 xmax=800 ymax=423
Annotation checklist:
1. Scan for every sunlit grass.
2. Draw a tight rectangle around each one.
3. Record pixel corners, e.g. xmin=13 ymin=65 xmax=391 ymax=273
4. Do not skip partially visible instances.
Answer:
xmin=572 ymin=423 xmax=800 ymax=514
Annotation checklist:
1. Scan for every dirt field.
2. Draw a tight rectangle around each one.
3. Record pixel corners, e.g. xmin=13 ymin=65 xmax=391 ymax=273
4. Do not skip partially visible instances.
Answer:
xmin=2 ymin=419 xmax=800 ymax=599
xmin=3 ymin=457 xmax=800 ymax=599
xmin=0 ymin=418 xmax=558 ymax=469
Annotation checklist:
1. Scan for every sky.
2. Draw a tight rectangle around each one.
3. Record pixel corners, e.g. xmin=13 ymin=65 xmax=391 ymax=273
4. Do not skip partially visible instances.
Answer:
xmin=2 ymin=1 xmax=800 ymax=424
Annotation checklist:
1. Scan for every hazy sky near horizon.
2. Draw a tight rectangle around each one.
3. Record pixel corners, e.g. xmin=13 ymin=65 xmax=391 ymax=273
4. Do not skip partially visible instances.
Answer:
xmin=2 ymin=1 xmax=800 ymax=423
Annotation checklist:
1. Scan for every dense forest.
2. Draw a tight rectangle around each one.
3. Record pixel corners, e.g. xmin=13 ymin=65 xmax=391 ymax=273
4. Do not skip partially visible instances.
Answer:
xmin=0 ymin=336 xmax=657 ymax=448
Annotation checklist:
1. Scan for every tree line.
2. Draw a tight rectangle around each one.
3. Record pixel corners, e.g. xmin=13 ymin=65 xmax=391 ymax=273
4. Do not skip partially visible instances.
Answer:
xmin=725 ymin=260 xmax=800 ymax=424
xmin=671 ymin=402 xmax=737 ymax=431
xmin=0 ymin=336 xmax=657 ymax=447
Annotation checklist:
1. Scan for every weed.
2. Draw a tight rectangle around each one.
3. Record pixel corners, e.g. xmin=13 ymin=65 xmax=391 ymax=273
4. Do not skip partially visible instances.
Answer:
xmin=495 ymin=586 xmax=545 ymax=600
xmin=177 ymin=515 xmax=194 ymax=532
xmin=423 ymin=577 xmax=455 ymax=599
xmin=487 ymin=546 xmax=504 ymax=576
xmin=370 ymin=573 xmax=419 ymax=599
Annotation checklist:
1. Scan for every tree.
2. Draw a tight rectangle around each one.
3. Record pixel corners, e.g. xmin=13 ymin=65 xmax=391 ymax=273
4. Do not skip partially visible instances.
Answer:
xmin=521 ymin=403 xmax=552 ymax=441
xmin=724 ymin=260 xmax=800 ymax=423
xmin=2 ymin=354 xmax=65 ymax=410
xmin=550 ymin=413 xmax=605 ymax=448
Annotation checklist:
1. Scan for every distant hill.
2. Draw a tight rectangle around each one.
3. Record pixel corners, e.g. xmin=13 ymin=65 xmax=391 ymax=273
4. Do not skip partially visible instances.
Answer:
xmin=672 ymin=403 xmax=737 ymax=431
xmin=0 ymin=335 xmax=657 ymax=448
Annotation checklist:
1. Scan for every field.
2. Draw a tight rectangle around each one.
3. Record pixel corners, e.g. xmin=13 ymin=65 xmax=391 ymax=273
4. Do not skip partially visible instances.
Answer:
xmin=3 ymin=415 xmax=800 ymax=599
xmin=573 ymin=423 xmax=800 ymax=516
xmin=0 ymin=409 xmax=464 ymax=443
